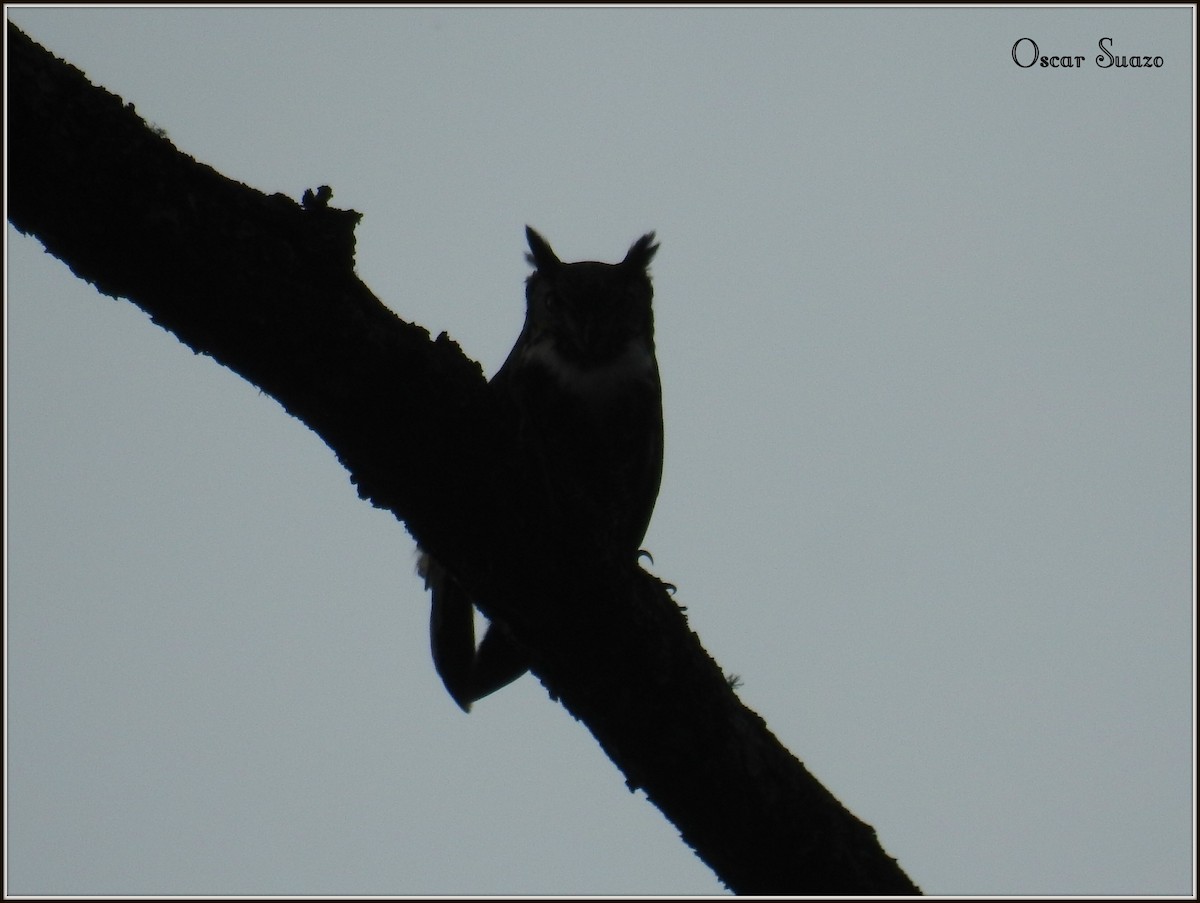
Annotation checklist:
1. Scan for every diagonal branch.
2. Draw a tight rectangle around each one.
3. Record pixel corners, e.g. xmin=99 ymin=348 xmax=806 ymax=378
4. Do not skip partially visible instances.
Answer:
xmin=7 ymin=22 xmax=920 ymax=895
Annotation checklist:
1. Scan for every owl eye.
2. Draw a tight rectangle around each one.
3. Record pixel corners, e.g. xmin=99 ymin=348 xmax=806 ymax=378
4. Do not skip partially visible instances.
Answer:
xmin=541 ymin=290 xmax=559 ymax=312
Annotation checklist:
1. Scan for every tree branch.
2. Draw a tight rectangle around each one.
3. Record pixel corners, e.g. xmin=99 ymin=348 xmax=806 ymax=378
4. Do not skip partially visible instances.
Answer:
xmin=7 ymin=22 xmax=920 ymax=895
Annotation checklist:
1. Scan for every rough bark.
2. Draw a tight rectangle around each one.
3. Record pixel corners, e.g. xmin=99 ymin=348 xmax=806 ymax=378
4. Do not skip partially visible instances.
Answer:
xmin=7 ymin=22 xmax=921 ymax=895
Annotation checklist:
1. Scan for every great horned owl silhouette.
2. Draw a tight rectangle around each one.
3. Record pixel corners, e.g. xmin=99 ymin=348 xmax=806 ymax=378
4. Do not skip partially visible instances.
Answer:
xmin=418 ymin=227 xmax=663 ymax=711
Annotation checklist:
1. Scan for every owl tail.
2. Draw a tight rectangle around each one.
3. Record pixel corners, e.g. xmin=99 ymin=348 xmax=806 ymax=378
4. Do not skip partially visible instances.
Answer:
xmin=427 ymin=563 xmax=478 ymax=711
xmin=424 ymin=553 xmax=528 ymax=711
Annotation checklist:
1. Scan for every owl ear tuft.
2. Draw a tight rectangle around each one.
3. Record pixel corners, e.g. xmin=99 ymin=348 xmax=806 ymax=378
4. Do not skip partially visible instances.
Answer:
xmin=622 ymin=232 xmax=659 ymax=272
xmin=525 ymin=226 xmax=561 ymax=271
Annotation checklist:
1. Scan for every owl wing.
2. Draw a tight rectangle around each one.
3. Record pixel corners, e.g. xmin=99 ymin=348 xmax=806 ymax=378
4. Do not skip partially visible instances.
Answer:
xmin=630 ymin=364 xmax=665 ymax=551
xmin=469 ymin=621 xmax=531 ymax=703
xmin=424 ymin=551 xmax=530 ymax=712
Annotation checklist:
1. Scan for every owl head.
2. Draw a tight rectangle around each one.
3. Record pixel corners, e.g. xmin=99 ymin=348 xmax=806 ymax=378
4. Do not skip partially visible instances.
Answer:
xmin=522 ymin=227 xmax=659 ymax=373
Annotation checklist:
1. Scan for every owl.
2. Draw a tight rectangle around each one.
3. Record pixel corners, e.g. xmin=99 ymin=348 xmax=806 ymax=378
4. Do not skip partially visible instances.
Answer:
xmin=418 ymin=227 xmax=663 ymax=711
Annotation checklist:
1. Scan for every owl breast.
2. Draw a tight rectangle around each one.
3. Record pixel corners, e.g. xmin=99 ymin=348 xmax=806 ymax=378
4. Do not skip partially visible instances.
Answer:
xmin=521 ymin=335 xmax=656 ymax=398
xmin=502 ymin=348 xmax=662 ymax=555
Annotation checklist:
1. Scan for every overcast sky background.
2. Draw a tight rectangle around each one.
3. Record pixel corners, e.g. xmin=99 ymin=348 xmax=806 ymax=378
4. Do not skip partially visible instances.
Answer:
xmin=5 ymin=5 xmax=1194 ymax=897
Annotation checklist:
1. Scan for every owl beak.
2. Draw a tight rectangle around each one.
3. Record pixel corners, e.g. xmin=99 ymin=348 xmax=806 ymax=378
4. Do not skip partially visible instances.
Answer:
xmin=558 ymin=316 xmax=593 ymax=357
xmin=558 ymin=312 xmax=623 ymax=363
xmin=576 ymin=319 xmax=596 ymax=351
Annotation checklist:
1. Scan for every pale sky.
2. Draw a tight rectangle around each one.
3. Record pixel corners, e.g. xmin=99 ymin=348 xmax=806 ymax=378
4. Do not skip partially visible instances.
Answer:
xmin=6 ymin=5 xmax=1195 ymax=896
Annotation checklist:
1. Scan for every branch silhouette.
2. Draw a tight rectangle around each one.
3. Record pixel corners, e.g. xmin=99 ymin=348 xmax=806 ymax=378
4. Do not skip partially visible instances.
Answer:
xmin=8 ymin=22 xmax=920 ymax=896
